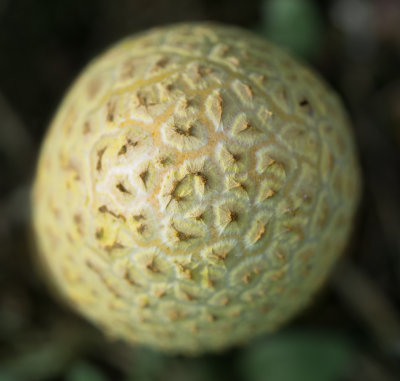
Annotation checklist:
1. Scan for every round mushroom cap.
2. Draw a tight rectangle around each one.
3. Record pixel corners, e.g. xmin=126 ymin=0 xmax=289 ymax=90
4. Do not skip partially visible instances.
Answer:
xmin=32 ymin=23 xmax=361 ymax=354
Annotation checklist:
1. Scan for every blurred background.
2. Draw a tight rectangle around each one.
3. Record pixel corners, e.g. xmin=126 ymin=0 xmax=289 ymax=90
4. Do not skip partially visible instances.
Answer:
xmin=0 ymin=0 xmax=399 ymax=380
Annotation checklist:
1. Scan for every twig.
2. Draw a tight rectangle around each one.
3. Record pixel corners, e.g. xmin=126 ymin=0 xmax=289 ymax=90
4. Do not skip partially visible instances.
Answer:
xmin=332 ymin=259 xmax=400 ymax=357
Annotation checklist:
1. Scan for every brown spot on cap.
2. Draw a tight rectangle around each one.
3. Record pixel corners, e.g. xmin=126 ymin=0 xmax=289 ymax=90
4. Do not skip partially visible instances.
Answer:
xmin=96 ymin=147 xmax=107 ymax=171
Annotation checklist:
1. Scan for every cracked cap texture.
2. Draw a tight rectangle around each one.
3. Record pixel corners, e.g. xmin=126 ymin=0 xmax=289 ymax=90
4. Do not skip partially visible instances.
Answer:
xmin=32 ymin=23 xmax=361 ymax=354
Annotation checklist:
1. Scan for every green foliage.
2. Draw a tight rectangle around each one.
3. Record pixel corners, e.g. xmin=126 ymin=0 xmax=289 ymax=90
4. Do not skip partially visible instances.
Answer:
xmin=125 ymin=348 xmax=221 ymax=381
xmin=66 ymin=361 xmax=108 ymax=381
xmin=0 ymin=370 xmax=17 ymax=381
xmin=258 ymin=0 xmax=323 ymax=59
xmin=0 ymin=342 xmax=71 ymax=381
xmin=125 ymin=348 xmax=167 ymax=381
xmin=240 ymin=330 xmax=355 ymax=381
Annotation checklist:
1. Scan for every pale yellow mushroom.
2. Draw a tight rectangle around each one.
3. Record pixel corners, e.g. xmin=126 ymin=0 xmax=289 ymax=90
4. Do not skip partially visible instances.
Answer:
xmin=32 ymin=23 xmax=361 ymax=355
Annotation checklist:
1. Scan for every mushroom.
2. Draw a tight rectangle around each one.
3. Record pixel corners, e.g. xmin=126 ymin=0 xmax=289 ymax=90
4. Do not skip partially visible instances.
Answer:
xmin=32 ymin=23 xmax=361 ymax=354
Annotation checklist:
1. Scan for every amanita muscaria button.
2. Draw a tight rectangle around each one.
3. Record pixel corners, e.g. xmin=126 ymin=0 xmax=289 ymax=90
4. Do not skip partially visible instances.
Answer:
xmin=32 ymin=23 xmax=361 ymax=354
